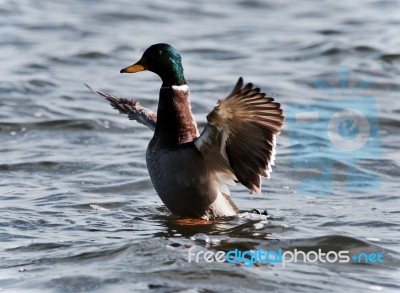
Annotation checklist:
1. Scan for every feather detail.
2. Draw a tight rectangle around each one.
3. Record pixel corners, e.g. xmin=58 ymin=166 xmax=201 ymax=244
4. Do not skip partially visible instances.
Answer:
xmin=85 ymin=84 xmax=157 ymax=131
xmin=194 ymin=77 xmax=284 ymax=193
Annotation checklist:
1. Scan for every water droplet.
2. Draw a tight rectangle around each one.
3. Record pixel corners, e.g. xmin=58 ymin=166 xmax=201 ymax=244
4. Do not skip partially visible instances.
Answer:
xmin=366 ymin=237 xmax=380 ymax=242
xmin=89 ymin=204 xmax=109 ymax=211
xmin=210 ymin=238 xmax=221 ymax=244
xmin=368 ymin=285 xmax=383 ymax=291
xmin=190 ymin=233 xmax=210 ymax=243
xmin=253 ymin=222 xmax=264 ymax=229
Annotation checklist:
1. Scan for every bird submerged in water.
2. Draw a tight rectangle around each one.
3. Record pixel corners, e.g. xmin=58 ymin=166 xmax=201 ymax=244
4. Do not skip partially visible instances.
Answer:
xmin=86 ymin=43 xmax=284 ymax=219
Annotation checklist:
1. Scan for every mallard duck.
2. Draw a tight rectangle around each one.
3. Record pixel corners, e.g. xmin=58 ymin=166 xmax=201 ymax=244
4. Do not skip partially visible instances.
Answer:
xmin=86 ymin=43 xmax=284 ymax=219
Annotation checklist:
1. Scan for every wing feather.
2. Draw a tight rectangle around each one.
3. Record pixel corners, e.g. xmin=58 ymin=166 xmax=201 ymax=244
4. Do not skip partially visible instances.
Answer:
xmin=85 ymin=84 xmax=157 ymax=131
xmin=194 ymin=77 xmax=284 ymax=193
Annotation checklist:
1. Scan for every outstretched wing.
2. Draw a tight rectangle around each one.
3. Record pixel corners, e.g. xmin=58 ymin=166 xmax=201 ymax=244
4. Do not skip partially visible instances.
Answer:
xmin=85 ymin=84 xmax=157 ymax=131
xmin=194 ymin=77 xmax=284 ymax=193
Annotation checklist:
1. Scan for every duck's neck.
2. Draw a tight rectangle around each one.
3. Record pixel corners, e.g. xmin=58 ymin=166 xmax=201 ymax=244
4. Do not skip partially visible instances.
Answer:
xmin=155 ymin=85 xmax=199 ymax=145
xmin=161 ymin=72 xmax=186 ymax=87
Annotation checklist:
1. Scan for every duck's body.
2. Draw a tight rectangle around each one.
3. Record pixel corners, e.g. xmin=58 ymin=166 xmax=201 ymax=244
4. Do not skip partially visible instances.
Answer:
xmin=146 ymin=84 xmax=239 ymax=218
xmin=87 ymin=43 xmax=284 ymax=219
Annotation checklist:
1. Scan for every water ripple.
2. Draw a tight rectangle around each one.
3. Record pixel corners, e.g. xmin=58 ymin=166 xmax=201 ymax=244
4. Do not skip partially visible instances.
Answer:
xmin=1 ymin=0 xmax=399 ymax=292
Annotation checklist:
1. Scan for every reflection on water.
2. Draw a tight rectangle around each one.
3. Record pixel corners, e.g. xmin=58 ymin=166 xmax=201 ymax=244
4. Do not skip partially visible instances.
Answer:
xmin=1 ymin=0 xmax=400 ymax=292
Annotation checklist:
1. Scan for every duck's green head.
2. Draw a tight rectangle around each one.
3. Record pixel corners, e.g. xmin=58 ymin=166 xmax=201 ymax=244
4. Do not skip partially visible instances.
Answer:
xmin=120 ymin=43 xmax=186 ymax=87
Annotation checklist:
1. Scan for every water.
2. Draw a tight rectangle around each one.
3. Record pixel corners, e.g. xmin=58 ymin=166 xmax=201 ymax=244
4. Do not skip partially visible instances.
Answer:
xmin=1 ymin=0 xmax=400 ymax=292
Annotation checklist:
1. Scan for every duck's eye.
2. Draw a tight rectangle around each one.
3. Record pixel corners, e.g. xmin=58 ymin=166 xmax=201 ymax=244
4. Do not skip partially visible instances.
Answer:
xmin=159 ymin=50 xmax=163 ymax=56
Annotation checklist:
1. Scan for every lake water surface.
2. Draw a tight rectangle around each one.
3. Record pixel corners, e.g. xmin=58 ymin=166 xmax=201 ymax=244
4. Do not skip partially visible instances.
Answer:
xmin=1 ymin=0 xmax=400 ymax=292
